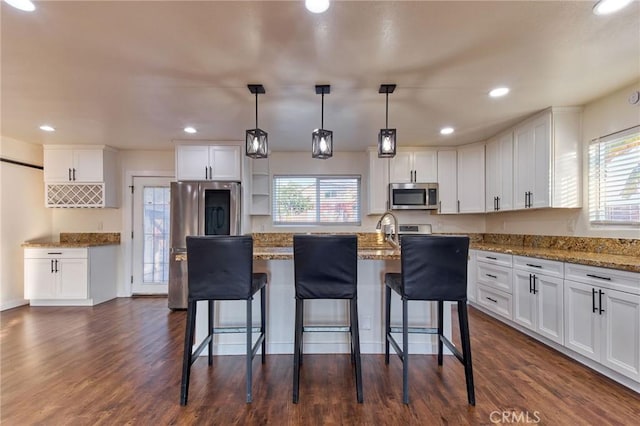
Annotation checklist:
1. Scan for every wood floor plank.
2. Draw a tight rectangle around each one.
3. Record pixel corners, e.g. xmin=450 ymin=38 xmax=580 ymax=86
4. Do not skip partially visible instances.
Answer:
xmin=1 ymin=298 xmax=638 ymax=425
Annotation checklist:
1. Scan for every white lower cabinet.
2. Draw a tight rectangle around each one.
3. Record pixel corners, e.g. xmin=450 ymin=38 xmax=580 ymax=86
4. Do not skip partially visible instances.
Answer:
xmin=475 ymin=250 xmax=513 ymax=320
xmin=24 ymin=246 xmax=118 ymax=306
xmin=564 ymin=264 xmax=640 ymax=382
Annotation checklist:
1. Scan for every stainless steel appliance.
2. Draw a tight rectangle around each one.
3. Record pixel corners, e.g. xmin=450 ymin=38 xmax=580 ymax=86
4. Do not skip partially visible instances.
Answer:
xmin=389 ymin=182 xmax=438 ymax=210
xmin=168 ymin=181 xmax=241 ymax=309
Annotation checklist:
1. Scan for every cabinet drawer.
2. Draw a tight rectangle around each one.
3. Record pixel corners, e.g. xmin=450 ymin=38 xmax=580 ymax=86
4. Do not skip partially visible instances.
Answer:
xmin=513 ymin=255 xmax=563 ymax=278
xmin=477 ymin=284 xmax=513 ymax=320
xmin=565 ymin=263 xmax=639 ymax=295
xmin=24 ymin=248 xmax=88 ymax=259
xmin=477 ymin=263 xmax=513 ymax=293
xmin=476 ymin=250 xmax=512 ymax=267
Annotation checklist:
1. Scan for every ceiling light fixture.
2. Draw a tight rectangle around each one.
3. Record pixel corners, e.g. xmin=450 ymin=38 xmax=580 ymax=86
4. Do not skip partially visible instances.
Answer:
xmin=489 ymin=87 xmax=510 ymax=98
xmin=593 ymin=0 xmax=633 ymax=15
xmin=245 ymin=84 xmax=268 ymax=159
xmin=311 ymin=85 xmax=333 ymax=159
xmin=305 ymin=0 xmax=330 ymax=14
xmin=183 ymin=126 xmax=197 ymax=134
xmin=39 ymin=125 xmax=55 ymax=132
xmin=378 ymin=84 xmax=397 ymax=158
xmin=440 ymin=127 xmax=454 ymax=135
xmin=4 ymin=0 xmax=35 ymax=12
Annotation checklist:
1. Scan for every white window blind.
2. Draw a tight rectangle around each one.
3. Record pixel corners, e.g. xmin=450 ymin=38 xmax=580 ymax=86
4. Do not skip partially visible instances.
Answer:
xmin=589 ymin=125 xmax=640 ymax=225
xmin=272 ymin=176 xmax=361 ymax=225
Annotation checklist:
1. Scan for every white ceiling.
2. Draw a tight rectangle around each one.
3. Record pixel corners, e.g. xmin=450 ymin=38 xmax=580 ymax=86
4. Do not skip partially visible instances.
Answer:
xmin=2 ymin=0 xmax=639 ymax=152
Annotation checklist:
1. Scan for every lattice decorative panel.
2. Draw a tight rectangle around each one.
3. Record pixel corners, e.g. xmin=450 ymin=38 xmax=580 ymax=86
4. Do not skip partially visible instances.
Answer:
xmin=46 ymin=183 xmax=105 ymax=208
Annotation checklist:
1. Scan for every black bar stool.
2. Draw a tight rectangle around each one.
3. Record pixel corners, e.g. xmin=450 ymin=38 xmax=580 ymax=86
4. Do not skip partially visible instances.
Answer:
xmin=180 ymin=235 xmax=267 ymax=404
xmin=384 ymin=234 xmax=475 ymax=405
xmin=292 ymin=234 xmax=363 ymax=403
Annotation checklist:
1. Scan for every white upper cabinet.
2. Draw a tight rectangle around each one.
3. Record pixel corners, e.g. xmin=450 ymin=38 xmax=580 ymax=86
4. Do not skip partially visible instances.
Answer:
xmin=513 ymin=107 xmax=582 ymax=210
xmin=367 ymin=149 xmax=390 ymax=214
xmin=457 ymin=143 xmax=485 ymax=213
xmin=176 ymin=144 xmax=241 ymax=181
xmin=437 ymin=150 xmax=457 ymax=214
xmin=44 ymin=147 xmax=109 ymax=183
xmin=389 ymin=149 xmax=437 ymax=183
xmin=485 ymin=131 xmax=514 ymax=212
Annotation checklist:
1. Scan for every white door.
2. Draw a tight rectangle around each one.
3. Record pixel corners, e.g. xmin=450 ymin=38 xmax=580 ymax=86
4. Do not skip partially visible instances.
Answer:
xmin=437 ymin=150 xmax=457 ymax=213
xmin=601 ymin=288 xmax=640 ymax=381
xmin=513 ymin=270 xmax=536 ymax=331
xmin=535 ymin=274 xmax=564 ymax=344
xmin=563 ymin=280 xmax=600 ymax=362
xmin=389 ymin=151 xmax=413 ymax=183
xmin=132 ymin=176 xmax=172 ymax=294
xmin=412 ymin=150 xmax=437 ymax=182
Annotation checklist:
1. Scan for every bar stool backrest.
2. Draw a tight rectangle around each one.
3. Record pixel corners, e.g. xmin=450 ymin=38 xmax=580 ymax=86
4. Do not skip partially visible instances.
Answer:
xmin=400 ymin=235 xmax=469 ymax=301
xmin=186 ymin=235 xmax=254 ymax=301
xmin=293 ymin=235 xmax=358 ymax=299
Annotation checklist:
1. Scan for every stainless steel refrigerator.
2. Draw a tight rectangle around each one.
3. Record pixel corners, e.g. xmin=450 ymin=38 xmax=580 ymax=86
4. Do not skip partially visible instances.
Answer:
xmin=168 ymin=181 xmax=241 ymax=309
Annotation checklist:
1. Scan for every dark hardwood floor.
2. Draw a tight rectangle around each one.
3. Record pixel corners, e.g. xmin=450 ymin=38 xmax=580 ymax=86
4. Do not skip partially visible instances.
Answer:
xmin=1 ymin=298 xmax=638 ymax=425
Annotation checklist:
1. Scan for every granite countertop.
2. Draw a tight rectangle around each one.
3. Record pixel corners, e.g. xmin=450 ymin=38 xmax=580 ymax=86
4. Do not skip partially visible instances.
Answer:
xmin=253 ymin=246 xmax=400 ymax=261
xmin=22 ymin=233 xmax=121 ymax=248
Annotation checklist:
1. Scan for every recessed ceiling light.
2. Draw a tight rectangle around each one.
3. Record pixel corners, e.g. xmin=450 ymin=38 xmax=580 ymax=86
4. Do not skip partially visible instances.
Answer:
xmin=39 ymin=125 xmax=55 ymax=132
xmin=184 ymin=127 xmax=197 ymax=134
xmin=4 ymin=0 xmax=36 ymax=12
xmin=593 ymin=0 xmax=633 ymax=15
xmin=305 ymin=0 xmax=330 ymax=14
xmin=440 ymin=127 xmax=454 ymax=135
xmin=489 ymin=87 xmax=510 ymax=98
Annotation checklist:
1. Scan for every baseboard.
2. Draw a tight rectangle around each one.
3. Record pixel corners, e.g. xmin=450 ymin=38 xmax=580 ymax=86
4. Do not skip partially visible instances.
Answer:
xmin=0 ymin=298 xmax=28 ymax=311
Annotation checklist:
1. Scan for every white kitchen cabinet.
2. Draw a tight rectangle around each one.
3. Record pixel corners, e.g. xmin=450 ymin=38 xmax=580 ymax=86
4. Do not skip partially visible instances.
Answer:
xmin=367 ymin=149 xmax=390 ymax=214
xmin=564 ymin=264 xmax=640 ymax=381
xmin=389 ymin=149 xmax=437 ymax=183
xmin=513 ymin=107 xmax=582 ymax=210
xmin=44 ymin=147 xmax=107 ymax=182
xmin=467 ymin=250 xmax=477 ymax=303
xmin=250 ymin=158 xmax=270 ymax=215
xmin=456 ymin=143 xmax=485 ymax=213
xmin=436 ymin=150 xmax=457 ymax=213
xmin=513 ymin=256 xmax=564 ymax=344
xmin=485 ymin=131 xmax=513 ymax=212
xmin=176 ymin=144 xmax=241 ymax=181
xmin=475 ymin=251 xmax=513 ymax=320
xmin=24 ymin=246 xmax=118 ymax=306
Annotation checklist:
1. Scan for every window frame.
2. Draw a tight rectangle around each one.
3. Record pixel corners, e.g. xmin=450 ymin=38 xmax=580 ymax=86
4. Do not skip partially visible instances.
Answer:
xmin=271 ymin=174 xmax=362 ymax=226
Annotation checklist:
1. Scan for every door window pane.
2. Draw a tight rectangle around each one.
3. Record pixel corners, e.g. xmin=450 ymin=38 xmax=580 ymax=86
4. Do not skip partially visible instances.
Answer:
xmin=143 ymin=186 xmax=170 ymax=282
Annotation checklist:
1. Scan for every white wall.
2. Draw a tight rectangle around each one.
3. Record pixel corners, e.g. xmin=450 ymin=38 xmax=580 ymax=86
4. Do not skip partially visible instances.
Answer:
xmin=485 ymin=81 xmax=640 ymax=239
xmin=0 ymin=138 xmax=51 ymax=310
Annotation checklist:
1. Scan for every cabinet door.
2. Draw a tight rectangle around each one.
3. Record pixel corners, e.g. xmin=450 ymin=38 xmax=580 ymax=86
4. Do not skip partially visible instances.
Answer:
xmin=563 ymin=280 xmax=600 ymax=362
xmin=389 ymin=151 xmax=413 ymax=183
xmin=513 ymin=123 xmax=534 ymax=209
xmin=412 ymin=150 xmax=437 ymax=182
xmin=44 ymin=149 xmax=74 ymax=182
xmin=601 ymin=289 xmax=640 ymax=381
xmin=176 ymin=145 xmax=210 ymax=180
xmin=467 ymin=250 xmax=477 ymax=303
xmin=497 ymin=132 xmax=513 ymax=211
xmin=530 ymin=113 xmax=551 ymax=208
xmin=73 ymin=149 xmax=104 ymax=182
xmin=457 ymin=144 xmax=485 ymax=213
xmin=210 ymin=146 xmax=241 ymax=181
xmin=513 ymin=270 xmax=536 ymax=331
xmin=536 ymin=274 xmax=564 ymax=344
xmin=485 ymin=137 xmax=500 ymax=212
xmin=24 ymin=258 xmax=56 ymax=299
xmin=437 ymin=150 xmax=458 ymax=213
xmin=367 ymin=151 xmax=389 ymax=214
xmin=57 ymin=258 xmax=88 ymax=299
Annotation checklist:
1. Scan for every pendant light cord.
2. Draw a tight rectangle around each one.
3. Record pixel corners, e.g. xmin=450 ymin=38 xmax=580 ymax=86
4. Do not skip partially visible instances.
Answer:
xmin=385 ymin=91 xmax=389 ymax=130
xmin=321 ymin=92 xmax=324 ymax=129
xmin=255 ymin=92 xmax=259 ymax=128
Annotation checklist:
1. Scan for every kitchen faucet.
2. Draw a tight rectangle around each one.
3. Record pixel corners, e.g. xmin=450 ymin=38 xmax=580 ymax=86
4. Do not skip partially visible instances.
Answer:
xmin=376 ymin=211 xmax=400 ymax=250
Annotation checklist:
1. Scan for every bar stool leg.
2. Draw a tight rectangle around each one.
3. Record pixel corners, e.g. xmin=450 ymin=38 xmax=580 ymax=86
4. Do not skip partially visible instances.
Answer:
xmin=246 ymin=297 xmax=253 ymax=403
xmin=402 ymin=297 xmax=409 ymax=405
xmin=384 ymin=285 xmax=391 ymax=365
xmin=437 ymin=300 xmax=444 ymax=366
xmin=208 ymin=300 xmax=214 ymax=366
xmin=350 ymin=297 xmax=363 ymax=403
xmin=458 ymin=301 xmax=475 ymax=406
xmin=180 ymin=300 xmax=197 ymax=406
xmin=293 ymin=298 xmax=302 ymax=403
xmin=261 ymin=287 xmax=266 ymax=364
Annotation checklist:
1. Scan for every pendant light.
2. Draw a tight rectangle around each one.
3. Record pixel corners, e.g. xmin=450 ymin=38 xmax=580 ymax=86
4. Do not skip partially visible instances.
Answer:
xmin=311 ymin=85 xmax=333 ymax=159
xmin=245 ymin=84 xmax=268 ymax=159
xmin=378 ymin=84 xmax=397 ymax=158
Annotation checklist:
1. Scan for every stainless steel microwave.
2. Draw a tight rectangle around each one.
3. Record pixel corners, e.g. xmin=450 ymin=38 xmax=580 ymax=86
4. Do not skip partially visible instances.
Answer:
xmin=389 ymin=183 xmax=438 ymax=210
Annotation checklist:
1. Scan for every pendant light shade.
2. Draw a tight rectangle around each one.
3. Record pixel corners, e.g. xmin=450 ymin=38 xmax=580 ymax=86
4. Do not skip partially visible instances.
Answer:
xmin=378 ymin=84 xmax=397 ymax=158
xmin=245 ymin=84 xmax=268 ymax=159
xmin=312 ymin=85 xmax=333 ymax=159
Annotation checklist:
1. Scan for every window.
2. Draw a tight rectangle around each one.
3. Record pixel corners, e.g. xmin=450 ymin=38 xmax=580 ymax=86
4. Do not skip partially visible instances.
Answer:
xmin=589 ymin=125 xmax=640 ymax=225
xmin=142 ymin=186 xmax=170 ymax=282
xmin=272 ymin=175 xmax=361 ymax=225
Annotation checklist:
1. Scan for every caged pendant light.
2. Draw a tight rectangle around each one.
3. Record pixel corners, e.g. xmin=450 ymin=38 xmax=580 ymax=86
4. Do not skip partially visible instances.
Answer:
xmin=245 ymin=84 xmax=268 ymax=159
xmin=378 ymin=84 xmax=397 ymax=158
xmin=311 ymin=85 xmax=333 ymax=159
